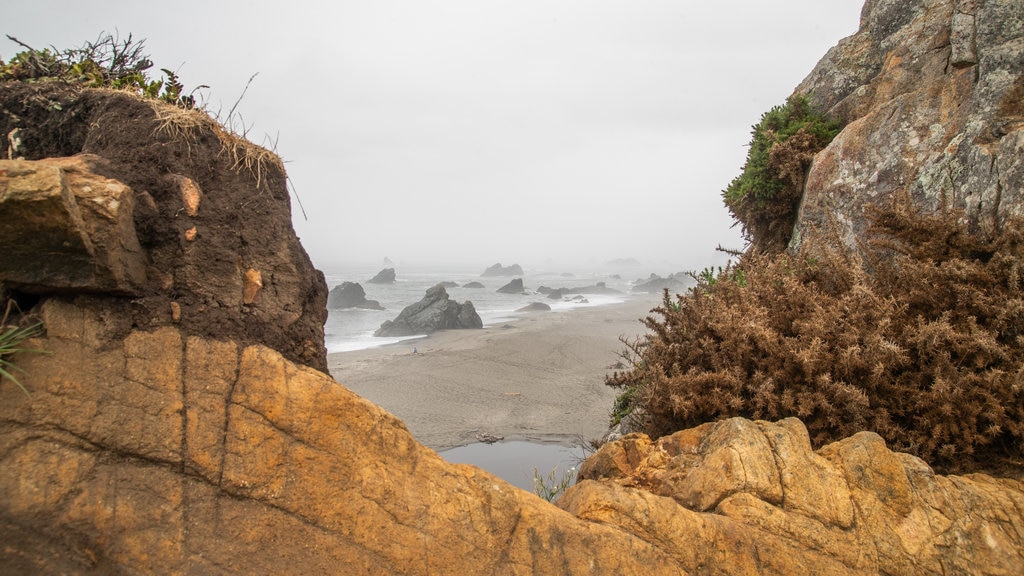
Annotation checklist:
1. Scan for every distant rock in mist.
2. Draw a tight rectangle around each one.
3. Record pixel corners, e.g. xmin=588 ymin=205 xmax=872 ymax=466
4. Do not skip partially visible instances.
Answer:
xmin=481 ymin=263 xmax=524 ymax=277
xmin=632 ymin=272 xmax=692 ymax=294
xmin=606 ymin=258 xmax=642 ymax=267
xmin=516 ymin=302 xmax=551 ymax=312
xmin=327 ymin=282 xmax=384 ymax=310
xmin=462 ymin=281 xmax=485 ymax=289
xmin=368 ymin=267 xmax=396 ymax=284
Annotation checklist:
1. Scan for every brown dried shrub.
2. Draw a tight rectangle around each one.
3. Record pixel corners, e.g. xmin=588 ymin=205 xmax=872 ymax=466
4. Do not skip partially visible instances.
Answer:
xmin=609 ymin=194 xmax=1024 ymax=472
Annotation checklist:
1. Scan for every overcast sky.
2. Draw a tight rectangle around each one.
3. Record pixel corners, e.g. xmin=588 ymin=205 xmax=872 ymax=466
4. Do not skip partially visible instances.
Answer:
xmin=7 ymin=1 xmax=864 ymax=272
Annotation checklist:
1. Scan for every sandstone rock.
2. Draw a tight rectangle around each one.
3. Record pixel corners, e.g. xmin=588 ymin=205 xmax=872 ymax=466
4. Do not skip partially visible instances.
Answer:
xmin=482 ymin=262 xmax=524 ymax=276
xmin=367 ymin=267 xmax=396 ymax=284
xmin=0 ymin=156 xmax=146 ymax=295
xmin=327 ymin=281 xmax=384 ymax=310
xmin=375 ymin=284 xmax=482 ymax=336
xmin=565 ymin=416 xmax=1024 ymax=575
xmin=242 ymin=268 xmax=263 ymax=305
xmin=0 ymin=311 xmax=686 ymax=575
xmin=496 ymin=278 xmax=526 ymax=294
xmin=793 ymin=0 xmax=1024 ymax=252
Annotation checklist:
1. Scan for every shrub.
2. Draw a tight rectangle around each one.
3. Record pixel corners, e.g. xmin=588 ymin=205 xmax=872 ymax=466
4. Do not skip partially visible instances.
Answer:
xmin=608 ymin=194 xmax=1024 ymax=473
xmin=1 ymin=32 xmax=204 ymax=108
xmin=0 ymin=322 xmax=45 ymax=397
xmin=723 ymin=95 xmax=843 ymax=253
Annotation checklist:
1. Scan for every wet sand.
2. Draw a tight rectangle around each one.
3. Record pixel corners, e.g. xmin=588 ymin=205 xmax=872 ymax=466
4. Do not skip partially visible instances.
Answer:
xmin=328 ymin=295 xmax=661 ymax=451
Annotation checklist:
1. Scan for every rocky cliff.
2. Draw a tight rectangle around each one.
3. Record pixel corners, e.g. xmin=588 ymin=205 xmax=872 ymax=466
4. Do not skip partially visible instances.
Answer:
xmin=2 ymin=2 xmax=1024 ymax=574
xmin=793 ymin=0 xmax=1024 ymax=249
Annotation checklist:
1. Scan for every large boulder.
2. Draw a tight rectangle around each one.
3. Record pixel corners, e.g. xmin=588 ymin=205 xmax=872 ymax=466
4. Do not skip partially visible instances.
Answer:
xmin=562 ymin=417 xmax=1024 ymax=575
xmin=375 ymin=284 xmax=482 ymax=336
xmin=481 ymin=262 xmax=524 ymax=276
xmin=0 ymin=83 xmax=327 ymax=372
xmin=792 ymin=0 xmax=1024 ymax=251
xmin=327 ymin=282 xmax=384 ymax=310
xmin=367 ymin=267 xmax=396 ymax=284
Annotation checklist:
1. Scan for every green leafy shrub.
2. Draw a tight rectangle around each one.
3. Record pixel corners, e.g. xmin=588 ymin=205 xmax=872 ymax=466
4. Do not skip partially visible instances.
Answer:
xmin=723 ymin=95 xmax=843 ymax=253
xmin=0 ymin=33 xmax=204 ymax=108
xmin=608 ymin=194 xmax=1024 ymax=473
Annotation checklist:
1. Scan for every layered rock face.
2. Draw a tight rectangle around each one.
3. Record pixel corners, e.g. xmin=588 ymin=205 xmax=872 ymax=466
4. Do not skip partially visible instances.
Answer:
xmin=0 ymin=83 xmax=328 ymax=371
xmin=793 ymin=0 xmax=1024 ymax=248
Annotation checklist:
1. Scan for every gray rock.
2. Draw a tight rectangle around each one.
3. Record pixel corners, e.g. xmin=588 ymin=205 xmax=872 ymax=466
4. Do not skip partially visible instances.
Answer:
xmin=462 ymin=281 xmax=485 ymax=289
xmin=367 ymin=268 xmax=396 ymax=284
xmin=482 ymin=263 xmax=524 ymax=277
xmin=327 ymin=282 xmax=384 ymax=310
xmin=516 ymin=302 xmax=551 ymax=312
xmin=375 ymin=284 xmax=482 ymax=337
xmin=496 ymin=278 xmax=526 ymax=294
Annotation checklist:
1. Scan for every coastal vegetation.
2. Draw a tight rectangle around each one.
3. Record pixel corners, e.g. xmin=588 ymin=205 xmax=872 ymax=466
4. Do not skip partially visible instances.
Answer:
xmin=0 ymin=32 xmax=203 ymax=108
xmin=609 ymin=191 xmax=1024 ymax=473
xmin=722 ymin=95 xmax=843 ymax=253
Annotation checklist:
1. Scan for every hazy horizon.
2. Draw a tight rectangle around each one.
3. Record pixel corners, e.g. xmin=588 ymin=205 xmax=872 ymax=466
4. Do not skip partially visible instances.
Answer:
xmin=8 ymin=1 xmax=866 ymax=273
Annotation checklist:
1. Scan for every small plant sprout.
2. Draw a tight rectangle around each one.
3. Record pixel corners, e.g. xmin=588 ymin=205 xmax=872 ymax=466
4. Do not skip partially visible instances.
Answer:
xmin=533 ymin=465 xmax=577 ymax=502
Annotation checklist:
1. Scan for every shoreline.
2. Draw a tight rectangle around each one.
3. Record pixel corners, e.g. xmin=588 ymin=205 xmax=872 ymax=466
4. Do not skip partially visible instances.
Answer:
xmin=328 ymin=294 xmax=662 ymax=451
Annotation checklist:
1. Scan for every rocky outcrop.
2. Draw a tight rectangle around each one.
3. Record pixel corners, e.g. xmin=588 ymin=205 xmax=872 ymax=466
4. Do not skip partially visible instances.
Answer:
xmin=462 ymin=281 xmax=485 ymax=289
xmin=792 ymin=0 xmax=1024 ymax=250
xmin=539 ymin=282 xmax=622 ymax=300
xmin=0 ymin=83 xmax=327 ymax=372
xmin=496 ymin=278 xmax=526 ymax=294
xmin=562 ymin=417 xmax=1024 ymax=575
xmin=327 ymin=282 xmax=384 ymax=310
xmin=374 ymin=284 xmax=482 ymax=336
xmin=516 ymin=302 xmax=551 ymax=312
xmin=0 ymin=303 xmax=683 ymax=575
xmin=367 ymin=267 xmax=396 ymax=284
xmin=482 ymin=262 xmax=524 ymax=276
xmin=632 ymin=272 xmax=691 ymax=294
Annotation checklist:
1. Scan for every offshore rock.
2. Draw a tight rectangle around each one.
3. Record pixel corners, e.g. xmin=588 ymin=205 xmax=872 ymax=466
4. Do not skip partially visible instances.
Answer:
xmin=367 ymin=267 xmax=396 ymax=284
xmin=481 ymin=262 xmax=524 ymax=276
xmin=793 ymin=0 xmax=1024 ymax=250
xmin=375 ymin=284 xmax=482 ymax=336
xmin=496 ymin=278 xmax=526 ymax=294
xmin=327 ymin=281 xmax=384 ymax=310
xmin=563 ymin=417 xmax=1024 ymax=575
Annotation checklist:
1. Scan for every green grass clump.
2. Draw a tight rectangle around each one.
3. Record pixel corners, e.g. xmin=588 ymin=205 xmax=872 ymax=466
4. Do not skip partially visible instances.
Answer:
xmin=724 ymin=95 xmax=843 ymax=253
xmin=0 ymin=322 xmax=46 ymax=397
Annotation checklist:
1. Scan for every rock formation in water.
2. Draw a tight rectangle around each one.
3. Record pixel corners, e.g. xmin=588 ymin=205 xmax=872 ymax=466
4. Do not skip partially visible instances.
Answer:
xmin=481 ymin=262 xmax=524 ymax=276
xmin=496 ymin=278 xmax=526 ymax=294
xmin=374 ymin=284 xmax=482 ymax=336
xmin=327 ymin=281 xmax=384 ymax=310
xmin=367 ymin=267 xmax=397 ymax=284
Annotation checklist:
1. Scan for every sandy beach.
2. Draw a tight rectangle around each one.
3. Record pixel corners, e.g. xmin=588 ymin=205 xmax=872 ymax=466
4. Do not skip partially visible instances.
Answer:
xmin=328 ymin=294 xmax=662 ymax=451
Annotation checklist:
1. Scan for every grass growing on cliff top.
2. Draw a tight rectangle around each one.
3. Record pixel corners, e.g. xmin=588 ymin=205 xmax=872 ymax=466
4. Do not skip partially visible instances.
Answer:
xmin=724 ymin=95 xmax=843 ymax=253
xmin=608 ymin=192 xmax=1024 ymax=474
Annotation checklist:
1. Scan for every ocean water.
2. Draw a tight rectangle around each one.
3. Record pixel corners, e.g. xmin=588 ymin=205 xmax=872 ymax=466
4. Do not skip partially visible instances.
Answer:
xmin=322 ymin=265 xmax=643 ymax=353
